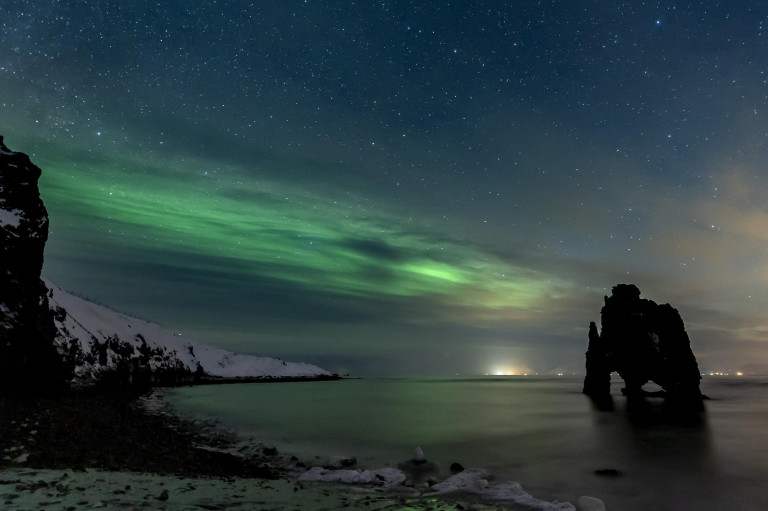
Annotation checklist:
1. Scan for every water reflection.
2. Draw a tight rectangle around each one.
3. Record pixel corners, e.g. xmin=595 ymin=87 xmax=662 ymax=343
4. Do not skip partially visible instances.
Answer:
xmin=584 ymin=380 xmax=760 ymax=511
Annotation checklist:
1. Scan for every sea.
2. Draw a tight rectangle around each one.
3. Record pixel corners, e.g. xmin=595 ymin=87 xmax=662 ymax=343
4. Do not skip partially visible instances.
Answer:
xmin=166 ymin=376 xmax=768 ymax=510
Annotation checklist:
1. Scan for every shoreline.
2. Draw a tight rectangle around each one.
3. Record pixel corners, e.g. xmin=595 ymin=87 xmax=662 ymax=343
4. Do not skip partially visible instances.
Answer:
xmin=194 ymin=373 xmax=342 ymax=385
xmin=0 ymin=385 xmax=582 ymax=510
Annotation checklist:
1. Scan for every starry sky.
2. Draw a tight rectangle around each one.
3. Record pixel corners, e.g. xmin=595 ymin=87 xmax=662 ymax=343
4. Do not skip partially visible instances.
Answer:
xmin=3 ymin=1 xmax=768 ymax=376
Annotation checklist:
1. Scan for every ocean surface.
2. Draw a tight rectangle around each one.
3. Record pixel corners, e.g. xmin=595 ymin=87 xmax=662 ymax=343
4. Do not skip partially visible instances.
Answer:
xmin=166 ymin=376 xmax=768 ymax=510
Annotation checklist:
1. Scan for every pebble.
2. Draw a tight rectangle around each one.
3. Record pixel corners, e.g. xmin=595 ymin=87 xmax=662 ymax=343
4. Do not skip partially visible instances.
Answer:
xmin=11 ymin=453 xmax=29 ymax=464
xmin=594 ymin=468 xmax=621 ymax=477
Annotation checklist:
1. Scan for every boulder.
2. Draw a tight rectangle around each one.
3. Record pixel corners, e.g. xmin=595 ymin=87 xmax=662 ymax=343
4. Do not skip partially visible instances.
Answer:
xmin=398 ymin=446 xmax=439 ymax=481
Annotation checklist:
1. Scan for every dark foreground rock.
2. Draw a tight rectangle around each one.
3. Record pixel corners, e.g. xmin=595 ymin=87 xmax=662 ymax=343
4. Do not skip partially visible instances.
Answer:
xmin=583 ymin=284 xmax=703 ymax=409
xmin=0 ymin=136 xmax=68 ymax=393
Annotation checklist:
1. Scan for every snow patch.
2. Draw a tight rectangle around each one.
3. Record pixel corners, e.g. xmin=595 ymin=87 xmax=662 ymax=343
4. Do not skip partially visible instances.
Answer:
xmin=0 ymin=208 xmax=23 ymax=228
xmin=299 ymin=467 xmax=407 ymax=489
xmin=577 ymin=495 xmax=607 ymax=511
xmin=298 ymin=465 xmax=577 ymax=509
xmin=430 ymin=468 xmax=576 ymax=510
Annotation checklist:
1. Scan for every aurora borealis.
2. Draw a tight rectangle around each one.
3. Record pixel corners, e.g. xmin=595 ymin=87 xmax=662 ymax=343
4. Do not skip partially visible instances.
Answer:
xmin=3 ymin=2 xmax=768 ymax=375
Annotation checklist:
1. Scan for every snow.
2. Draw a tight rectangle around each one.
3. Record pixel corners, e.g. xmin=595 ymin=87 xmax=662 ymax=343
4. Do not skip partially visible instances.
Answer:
xmin=429 ymin=468 xmax=576 ymax=510
xmin=299 ymin=467 xmax=408 ymax=489
xmin=44 ymin=280 xmax=334 ymax=382
xmin=577 ymin=496 xmax=607 ymax=511
xmin=2 ymin=465 xmax=596 ymax=511
xmin=0 ymin=207 xmax=23 ymax=228
xmin=297 ymin=465 xmax=583 ymax=509
xmin=0 ymin=468 xmax=420 ymax=511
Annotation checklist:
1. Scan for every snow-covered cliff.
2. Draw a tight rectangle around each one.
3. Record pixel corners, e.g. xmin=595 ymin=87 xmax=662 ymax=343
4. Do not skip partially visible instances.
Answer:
xmin=46 ymin=281 xmax=335 ymax=386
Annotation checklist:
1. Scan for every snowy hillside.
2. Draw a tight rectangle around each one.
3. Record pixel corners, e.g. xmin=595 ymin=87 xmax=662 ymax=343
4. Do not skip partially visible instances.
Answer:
xmin=45 ymin=281 xmax=335 ymax=385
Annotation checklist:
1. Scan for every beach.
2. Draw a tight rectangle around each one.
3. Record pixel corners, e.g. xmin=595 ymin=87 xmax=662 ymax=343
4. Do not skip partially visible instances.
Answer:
xmin=0 ymin=386 xmax=575 ymax=511
xmin=2 ymin=467 xmax=487 ymax=510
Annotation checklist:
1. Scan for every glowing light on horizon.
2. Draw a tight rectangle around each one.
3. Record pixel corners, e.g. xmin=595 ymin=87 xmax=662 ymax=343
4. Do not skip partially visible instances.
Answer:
xmin=490 ymin=364 xmax=531 ymax=376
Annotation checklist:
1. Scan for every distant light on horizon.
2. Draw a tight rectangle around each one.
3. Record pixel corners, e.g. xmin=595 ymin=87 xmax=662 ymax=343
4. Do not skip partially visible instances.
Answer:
xmin=490 ymin=364 xmax=532 ymax=376
xmin=705 ymin=370 xmax=746 ymax=377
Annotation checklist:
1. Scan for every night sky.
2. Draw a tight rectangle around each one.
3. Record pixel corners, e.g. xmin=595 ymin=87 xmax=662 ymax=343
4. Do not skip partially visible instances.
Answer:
xmin=3 ymin=1 xmax=768 ymax=376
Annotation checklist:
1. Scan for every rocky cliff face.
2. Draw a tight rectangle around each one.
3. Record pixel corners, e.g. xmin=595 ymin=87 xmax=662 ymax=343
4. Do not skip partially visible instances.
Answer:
xmin=0 ymin=136 xmax=68 ymax=393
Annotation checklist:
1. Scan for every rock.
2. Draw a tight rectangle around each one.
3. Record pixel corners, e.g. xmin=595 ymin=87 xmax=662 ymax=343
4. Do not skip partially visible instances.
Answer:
xmin=262 ymin=446 xmax=278 ymax=456
xmin=397 ymin=447 xmax=439 ymax=481
xmin=0 ymin=136 xmax=69 ymax=394
xmin=156 ymin=489 xmax=169 ymax=501
xmin=324 ymin=455 xmax=357 ymax=469
xmin=577 ymin=495 xmax=606 ymax=511
xmin=583 ymin=284 xmax=703 ymax=408
xmin=594 ymin=468 xmax=621 ymax=477
xmin=10 ymin=453 xmax=29 ymax=463
xmin=582 ymin=322 xmax=610 ymax=396
xmin=450 ymin=462 xmax=465 ymax=473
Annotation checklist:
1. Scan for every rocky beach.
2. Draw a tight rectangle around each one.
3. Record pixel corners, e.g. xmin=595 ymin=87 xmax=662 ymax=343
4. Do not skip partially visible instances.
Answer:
xmin=0 ymin=387 xmax=576 ymax=511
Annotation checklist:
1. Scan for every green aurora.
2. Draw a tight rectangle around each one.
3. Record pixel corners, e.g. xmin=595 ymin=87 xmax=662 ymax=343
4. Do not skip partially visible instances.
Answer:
xmin=39 ymin=150 xmax=569 ymax=313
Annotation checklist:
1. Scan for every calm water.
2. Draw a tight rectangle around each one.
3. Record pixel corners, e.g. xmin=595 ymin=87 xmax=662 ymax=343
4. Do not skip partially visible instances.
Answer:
xmin=167 ymin=377 xmax=768 ymax=510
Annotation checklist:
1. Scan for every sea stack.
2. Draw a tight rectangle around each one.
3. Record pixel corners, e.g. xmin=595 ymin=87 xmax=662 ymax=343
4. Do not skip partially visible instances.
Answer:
xmin=0 ymin=136 xmax=68 ymax=393
xmin=583 ymin=284 xmax=703 ymax=409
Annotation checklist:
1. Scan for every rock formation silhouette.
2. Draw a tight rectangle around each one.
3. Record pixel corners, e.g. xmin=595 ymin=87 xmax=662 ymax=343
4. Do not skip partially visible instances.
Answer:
xmin=583 ymin=284 xmax=703 ymax=409
xmin=0 ymin=136 xmax=69 ymax=393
